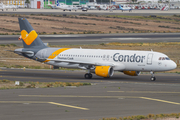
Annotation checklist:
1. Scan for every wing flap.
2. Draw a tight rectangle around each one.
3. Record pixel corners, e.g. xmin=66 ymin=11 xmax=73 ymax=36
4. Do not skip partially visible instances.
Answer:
xmin=47 ymin=59 xmax=115 ymax=66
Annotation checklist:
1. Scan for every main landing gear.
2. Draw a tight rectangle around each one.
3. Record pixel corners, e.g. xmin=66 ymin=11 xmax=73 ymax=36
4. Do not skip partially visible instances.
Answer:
xmin=84 ymin=73 xmax=92 ymax=79
xmin=150 ymin=71 xmax=156 ymax=81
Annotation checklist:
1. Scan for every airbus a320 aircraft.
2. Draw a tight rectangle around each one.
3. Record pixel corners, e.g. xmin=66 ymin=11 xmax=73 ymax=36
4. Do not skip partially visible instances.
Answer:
xmin=15 ymin=18 xmax=177 ymax=81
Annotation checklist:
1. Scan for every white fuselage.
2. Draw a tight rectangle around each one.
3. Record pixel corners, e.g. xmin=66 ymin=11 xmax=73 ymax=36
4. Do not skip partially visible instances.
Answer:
xmin=35 ymin=48 xmax=176 ymax=72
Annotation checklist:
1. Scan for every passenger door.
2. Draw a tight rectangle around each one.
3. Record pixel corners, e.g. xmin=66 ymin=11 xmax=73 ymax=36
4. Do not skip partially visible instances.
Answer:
xmin=147 ymin=53 xmax=153 ymax=65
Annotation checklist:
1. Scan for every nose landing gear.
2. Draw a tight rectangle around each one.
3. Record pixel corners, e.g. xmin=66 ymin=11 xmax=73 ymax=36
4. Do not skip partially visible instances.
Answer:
xmin=150 ymin=71 xmax=156 ymax=81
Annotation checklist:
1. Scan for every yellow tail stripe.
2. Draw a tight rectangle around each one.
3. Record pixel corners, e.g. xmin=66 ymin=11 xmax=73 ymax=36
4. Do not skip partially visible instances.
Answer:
xmin=21 ymin=30 xmax=38 ymax=45
xmin=44 ymin=48 xmax=70 ymax=62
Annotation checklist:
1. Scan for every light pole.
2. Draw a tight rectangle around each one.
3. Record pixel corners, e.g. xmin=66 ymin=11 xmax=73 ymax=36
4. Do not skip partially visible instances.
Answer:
xmin=109 ymin=0 xmax=112 ymax=11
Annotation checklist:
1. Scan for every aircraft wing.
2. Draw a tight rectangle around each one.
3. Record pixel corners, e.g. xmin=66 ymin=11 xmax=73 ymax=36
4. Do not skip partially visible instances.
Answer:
xmin=47 ymin=59 xmax=115 ymax=66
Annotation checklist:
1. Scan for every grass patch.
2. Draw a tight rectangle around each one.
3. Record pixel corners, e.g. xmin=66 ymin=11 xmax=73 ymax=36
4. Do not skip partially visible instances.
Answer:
xmin=0 ymin=80 xmax=91 ymax=90
xmin=105 ymin=42 xmax=180 ymax=46
xmin=101 ymin=113 xmax=180 ymax=120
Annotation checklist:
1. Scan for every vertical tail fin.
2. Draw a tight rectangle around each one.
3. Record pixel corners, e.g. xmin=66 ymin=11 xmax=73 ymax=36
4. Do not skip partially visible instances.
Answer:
xmin=56 ymin=0 xmax=60 ymax=6
xmin=119 ymin=5 xmax=122 ymax=9
xmin=18 ymin=18 xmax=47 ymax=48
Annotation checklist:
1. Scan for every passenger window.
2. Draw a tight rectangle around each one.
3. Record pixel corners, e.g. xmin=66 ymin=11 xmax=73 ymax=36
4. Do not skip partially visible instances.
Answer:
xmin=107 ymin=55 xmax=109 ymax=60
xmin=103 ymin=55 xmax=106 ymax=60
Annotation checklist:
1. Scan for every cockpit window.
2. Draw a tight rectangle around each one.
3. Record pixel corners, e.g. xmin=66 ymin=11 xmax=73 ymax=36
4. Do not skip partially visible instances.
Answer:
xmin=159 ymin=57 xmax=170 ymax=60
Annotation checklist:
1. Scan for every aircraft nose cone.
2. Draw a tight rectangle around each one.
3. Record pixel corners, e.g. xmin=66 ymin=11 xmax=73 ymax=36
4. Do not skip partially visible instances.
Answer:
xmin=171 ymin=61 xmax=177 ymax=70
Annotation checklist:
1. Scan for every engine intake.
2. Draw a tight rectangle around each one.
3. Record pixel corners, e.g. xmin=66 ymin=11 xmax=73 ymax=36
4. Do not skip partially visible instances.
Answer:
xmin=123 ymin=71 xmax=141 ymax=76
xmin=95 ymin=66 xmax=114 ymax=78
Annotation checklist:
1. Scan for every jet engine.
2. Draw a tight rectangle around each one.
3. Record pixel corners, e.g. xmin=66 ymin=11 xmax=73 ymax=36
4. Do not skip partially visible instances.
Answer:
xmin=95 ymin=66 xmax=114 ymax=78
xmin=123 ymin=71 xmax=141 ymax=76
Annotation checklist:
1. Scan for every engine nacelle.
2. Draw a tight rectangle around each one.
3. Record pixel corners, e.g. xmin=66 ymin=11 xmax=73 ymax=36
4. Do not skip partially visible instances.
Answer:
xmin=95 ymin=66 xmax=114 ymax=78
xmin=123 ymin=71 xmax=141 ymax=76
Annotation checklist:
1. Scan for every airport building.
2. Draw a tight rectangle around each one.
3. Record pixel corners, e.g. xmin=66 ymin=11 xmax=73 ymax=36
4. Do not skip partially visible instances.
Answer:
xmin=0 ymin=0 xmax=25 ymax=7
xmin=30 ymin=0 xmax=44 ymax=8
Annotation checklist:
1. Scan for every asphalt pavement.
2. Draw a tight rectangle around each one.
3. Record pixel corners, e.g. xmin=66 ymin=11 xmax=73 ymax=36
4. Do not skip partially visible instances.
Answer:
xmin=1 ymin=33 xmax=180 ymax=46
xmin=0 ymin=68 xmax=180 ymax=120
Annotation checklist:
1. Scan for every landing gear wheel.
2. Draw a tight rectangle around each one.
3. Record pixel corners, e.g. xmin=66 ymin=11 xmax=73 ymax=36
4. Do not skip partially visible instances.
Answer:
xmin=84 ymin=73 xmax=92 ymax=79
xmin=150 ymin=77 xmax=156 ymax=81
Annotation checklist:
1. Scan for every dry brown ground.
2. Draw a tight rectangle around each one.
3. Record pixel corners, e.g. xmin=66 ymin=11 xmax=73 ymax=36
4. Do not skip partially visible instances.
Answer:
xmin=0 ymin=43 xmax=180 ymax=72
xmin=0 ymin=79 xmax=90 ymax=89
xmin=0 ymin=14 xmax=180 ymax=34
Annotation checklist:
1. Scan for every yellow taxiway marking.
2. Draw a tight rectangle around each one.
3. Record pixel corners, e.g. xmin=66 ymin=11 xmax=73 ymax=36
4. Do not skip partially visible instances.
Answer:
xmin=107 ymin=91 xmax=180 ymax=94
xmin=139 ymin=97 xmax=180 ymax=105
xmin=19 ymin=95 xmax=138 ymax=98
xmin=0 ymin=101 xmax=89 ymax=110
xmin=48 ymin=102 xmax=89 ymax=110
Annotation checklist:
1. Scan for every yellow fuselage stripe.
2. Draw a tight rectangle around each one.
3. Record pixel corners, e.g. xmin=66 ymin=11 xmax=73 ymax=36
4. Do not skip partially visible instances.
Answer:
xmin=44 ymin=48 xmax=70 ymax=62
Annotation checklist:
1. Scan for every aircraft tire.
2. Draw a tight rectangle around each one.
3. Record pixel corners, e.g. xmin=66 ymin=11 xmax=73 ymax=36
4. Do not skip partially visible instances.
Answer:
xmin=150 ymin=77 xmax=156 ymax=81
xmin=89 ymin=73 xmax=92 ymax=79
xmin=84 ymin=73 xmax=92 ymax=79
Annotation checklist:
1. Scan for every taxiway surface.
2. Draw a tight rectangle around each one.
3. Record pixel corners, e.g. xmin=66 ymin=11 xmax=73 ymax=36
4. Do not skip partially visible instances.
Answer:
xmin=0 ymin=68 xmax=180 ymax=83
xmin=1 ymin=33 xmax=180 ymax=45
xmin=0 ymin=68 xmax=180 ymax=120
